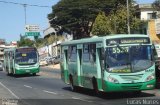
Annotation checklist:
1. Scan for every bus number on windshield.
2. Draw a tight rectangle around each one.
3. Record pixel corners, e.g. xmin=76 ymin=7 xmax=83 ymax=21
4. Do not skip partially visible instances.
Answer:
xmin=112 ymin=47 xmax=129 ymax=54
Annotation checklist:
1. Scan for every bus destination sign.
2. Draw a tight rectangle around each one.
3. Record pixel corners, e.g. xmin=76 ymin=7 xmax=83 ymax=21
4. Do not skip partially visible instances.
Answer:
xmin=16 ymin=48 xmax=36 ymax=52
xmin=106 ymin=37 xmax=150 ymax=45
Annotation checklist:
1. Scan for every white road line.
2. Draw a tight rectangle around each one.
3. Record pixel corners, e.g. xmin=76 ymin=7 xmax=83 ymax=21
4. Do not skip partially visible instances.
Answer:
xmin=24 ymin=85 xmax=32 ymax=89
xmin=72 ymin=97 xmax=93 ymax=103
xmin=43 ymin=90 xmax=57 ymax=95
xmin=0 ymin=82 xmax=20 ymax=99
xmin=72 ymin=97 xmax=81 ymax=100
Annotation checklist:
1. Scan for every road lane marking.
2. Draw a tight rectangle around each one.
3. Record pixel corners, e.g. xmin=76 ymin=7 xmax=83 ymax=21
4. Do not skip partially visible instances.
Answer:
xmin=0 ymin=82 xmax=20 ymax=99
xmin=72 ymin=97 xmax=93 ymax=103
xmin=43 ymin=90 xmax=57 ymax=95
xmin=72 ymin=97 xmax=81 ymax=100
xmin=24 ymin=85 xmax=32 ymax=89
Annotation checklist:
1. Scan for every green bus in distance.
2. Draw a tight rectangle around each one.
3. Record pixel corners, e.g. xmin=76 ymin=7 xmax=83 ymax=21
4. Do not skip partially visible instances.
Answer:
xmin=60 ymin=34 xmax=156 ymax=93
xmin=4 ymin=47 xmax=40 ymax=75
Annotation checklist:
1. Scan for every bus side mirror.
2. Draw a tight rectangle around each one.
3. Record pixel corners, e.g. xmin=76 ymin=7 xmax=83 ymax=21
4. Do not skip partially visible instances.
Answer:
xmin=151 ymin=45 xmax=155 ymax=49
xmin=106 ymin=64 xmax=109 ymax=69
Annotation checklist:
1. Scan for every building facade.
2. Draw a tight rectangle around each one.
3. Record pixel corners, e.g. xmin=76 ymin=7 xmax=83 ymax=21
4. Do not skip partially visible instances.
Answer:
xmin=137 ymin=4 xmax=159 ymax=20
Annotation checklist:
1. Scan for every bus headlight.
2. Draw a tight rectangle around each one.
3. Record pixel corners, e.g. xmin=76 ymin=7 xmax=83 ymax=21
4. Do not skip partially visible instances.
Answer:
xmin=146 ymin=73 xmax=155 ymax=82
xmin=108 ymin=76 xmax=119 ymax=83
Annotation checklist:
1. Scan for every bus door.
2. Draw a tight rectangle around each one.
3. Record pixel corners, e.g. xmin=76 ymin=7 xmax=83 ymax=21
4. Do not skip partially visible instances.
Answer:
xmin=4 ymin=51 xmax=8 ymax=72
xmin=82 ymin=44 xmax=97 ymax=88
xmin=68 ymin=46 xmax=78 ymax=85
xmin=63 ymin=49 xmax=69 ymax=83
xmin=77 ymin=49 xmax=83 ymax=86
xmin=97 ymin=48 xmax=105 ymax=90
xmin=10 ymin=51 xmax=14 ymax=73
xmin=8 ymin=52 xmax=11 ymax=74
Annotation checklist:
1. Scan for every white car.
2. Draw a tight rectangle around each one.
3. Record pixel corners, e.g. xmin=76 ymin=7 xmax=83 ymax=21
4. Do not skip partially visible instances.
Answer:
xmin=39 ymin=59 xmax=48 ymax=66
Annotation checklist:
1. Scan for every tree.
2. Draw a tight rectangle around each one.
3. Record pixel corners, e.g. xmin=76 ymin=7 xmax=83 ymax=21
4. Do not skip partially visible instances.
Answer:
xmin=92 ymin=4 xmax=145 ymax=35
xmin=17 ymin=35 xmax=34 ymax=47
xmin=91 ymin=12 xmax=110 ymax=36
xmin=34 ymin=38 xmax=45 ymax=48
xmin=153 ymin=0 xmax=160 ymax=11
xmin=152 ymin=0 xmax=160 ymax=18
xmin=48 ymin=0 xmax=132 ymax=39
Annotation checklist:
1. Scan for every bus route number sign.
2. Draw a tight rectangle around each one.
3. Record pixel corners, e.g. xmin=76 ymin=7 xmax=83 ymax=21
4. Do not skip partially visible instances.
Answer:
xmin=106 ymin=37 xmax=150 ymax=45
xmin=16 ymin=48 xmax=36 ymax=52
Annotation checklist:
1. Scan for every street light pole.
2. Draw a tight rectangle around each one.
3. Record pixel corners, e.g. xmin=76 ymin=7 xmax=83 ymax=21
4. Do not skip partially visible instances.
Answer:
xmin=127 ymin=0 xmax=130 ymax=34
xmin=23 ymin=4 xmax=27 ymax=25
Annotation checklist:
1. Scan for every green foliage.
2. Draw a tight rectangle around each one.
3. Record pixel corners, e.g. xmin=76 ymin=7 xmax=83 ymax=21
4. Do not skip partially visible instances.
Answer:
xmin=92 ymin=5 xmax=144 ymax=35
xmin=17 ymin=35 xmax=34 ymax=47
xmin=34 ymin=38 xmax=45 ymax=48
xmin=18 ymin=35 xmax=56 ymax=48
xmin=45 ymin=35 xmax=64 ymax=45
xmin=152 ymin=0 xmax=160 ymax=11
xmin=91 ymin=12 xmax=110 ymax=35
xmin=48 ymin=0 xmax=130 ymax=39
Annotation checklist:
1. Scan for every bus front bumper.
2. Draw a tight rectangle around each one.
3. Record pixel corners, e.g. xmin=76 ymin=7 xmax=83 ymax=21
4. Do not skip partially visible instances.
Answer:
xmin=103 ymin=79 xmax=155 ymax=92
xmin=15 ymin=68 xmax=40 ymax=75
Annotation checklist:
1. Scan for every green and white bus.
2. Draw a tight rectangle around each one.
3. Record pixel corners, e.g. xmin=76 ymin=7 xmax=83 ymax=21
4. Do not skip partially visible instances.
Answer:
xmin=60 ymin=34 xmax=155 ymax=93
xmin=4 ymin=47 xmax=40 ymax=75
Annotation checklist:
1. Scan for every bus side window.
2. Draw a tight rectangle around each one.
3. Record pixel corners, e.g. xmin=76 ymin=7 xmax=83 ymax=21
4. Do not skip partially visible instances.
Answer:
xmin=68 ymin=46 xmax=72 ymax=61
xmin=100 ymin=48 xmax=105 ymax=70
xmin=12 ymin=53 xmax=14 ymax=59
xmin=6 ymin=52 xmax=8 ymax=60
xmin=10 ymin=52 xmax=12 ymax=60
xmin=89 ymin=44 xmax=96 ymax=63
xmin=83 ymin=44 xmax=90 ymax=62
xmin=70 ymin=46 xmax=77 ymax=62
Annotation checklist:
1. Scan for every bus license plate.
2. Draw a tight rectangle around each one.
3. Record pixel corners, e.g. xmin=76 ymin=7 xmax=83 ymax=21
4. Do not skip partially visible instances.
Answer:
xmin=26 ymin=70 xmax=30 ymax=72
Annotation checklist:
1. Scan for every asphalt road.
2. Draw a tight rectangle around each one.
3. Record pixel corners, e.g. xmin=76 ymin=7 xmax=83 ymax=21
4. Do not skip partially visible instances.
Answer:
xmin=0 ymin=66 xmax=160 ymax=105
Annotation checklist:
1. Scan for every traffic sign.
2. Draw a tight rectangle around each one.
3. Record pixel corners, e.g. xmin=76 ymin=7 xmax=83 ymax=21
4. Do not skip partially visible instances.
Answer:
xmin=25 ymin=32 xmax=40 ymax=36
xmin=25 ymin=24 xmax=40 ymax=37
xmin=25 ymin=25 xmax=40 ymax=32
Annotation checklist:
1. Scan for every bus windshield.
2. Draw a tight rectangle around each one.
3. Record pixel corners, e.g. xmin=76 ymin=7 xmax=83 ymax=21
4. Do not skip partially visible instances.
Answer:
xmin=106 ymin=45 xmax=153 ymax=73
xmin=15 ymin=51 xmax=38 ymax=65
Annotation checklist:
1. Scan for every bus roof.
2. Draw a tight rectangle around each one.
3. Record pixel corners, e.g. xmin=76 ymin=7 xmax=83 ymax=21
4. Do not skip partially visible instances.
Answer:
xmin=4 ymin=47 xmax=36 ymax=52
xmin=61 ymin=34 xmax=149 ymax=45
xmin=4 ymin=48 xmax=16 ymax=52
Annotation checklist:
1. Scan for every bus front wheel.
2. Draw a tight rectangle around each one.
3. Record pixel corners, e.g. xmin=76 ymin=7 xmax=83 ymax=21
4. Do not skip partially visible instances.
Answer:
xmin=133 ymin=91 xmax=142 ymax=95
xmin=33 ymin=73 xmax=36 ymax=76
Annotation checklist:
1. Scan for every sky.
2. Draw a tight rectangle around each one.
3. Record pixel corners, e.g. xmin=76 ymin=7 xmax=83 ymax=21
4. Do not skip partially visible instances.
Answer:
xmin=136 ymin=0 xmax=155 ymax=4
xmin=0 ymin=0 xmax=156 ymax=43
xmin=0 ymin=0 xmax=59 ymax=43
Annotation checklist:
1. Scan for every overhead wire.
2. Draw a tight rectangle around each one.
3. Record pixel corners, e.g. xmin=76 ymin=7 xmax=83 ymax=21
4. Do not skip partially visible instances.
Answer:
xmin=0 ymin=0 xmax=52 ymax=25
xmin=0 ymin=0 xmax=51 ymax=8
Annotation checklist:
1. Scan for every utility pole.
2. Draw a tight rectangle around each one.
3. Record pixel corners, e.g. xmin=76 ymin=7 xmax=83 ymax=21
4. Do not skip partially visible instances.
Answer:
xmin=127 ymin=0 xmax=130 ymax=34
